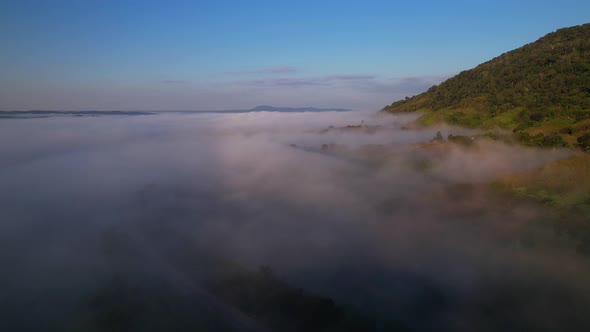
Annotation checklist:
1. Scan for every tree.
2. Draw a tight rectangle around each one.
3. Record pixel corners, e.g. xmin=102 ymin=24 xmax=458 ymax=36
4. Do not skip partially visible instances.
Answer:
xmin=432 ymin=131 xmax=444 ymax=142
xmin=577 ymin=133 xmax=590 ymax=151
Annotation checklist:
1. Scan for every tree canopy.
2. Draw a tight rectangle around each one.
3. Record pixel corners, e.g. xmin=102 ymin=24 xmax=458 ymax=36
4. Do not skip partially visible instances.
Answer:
xmin=383 ymin=23 xmax=590 ymax=148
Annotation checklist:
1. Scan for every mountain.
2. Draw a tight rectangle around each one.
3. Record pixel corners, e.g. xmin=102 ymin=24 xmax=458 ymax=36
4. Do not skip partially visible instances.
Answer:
xmin=0 ymin=110 xmax=154 ymax=118
xmin=383 ymin=23 xmax=590 ymax=148
xmin=0 ymin=107 xmax=352 ymax=119
xmin=249 ymin=105 xmax=352 ymax=112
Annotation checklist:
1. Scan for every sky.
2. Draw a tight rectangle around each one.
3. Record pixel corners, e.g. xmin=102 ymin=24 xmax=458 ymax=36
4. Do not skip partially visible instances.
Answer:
xmin=1 ymin=0 xmax=589 ymax=111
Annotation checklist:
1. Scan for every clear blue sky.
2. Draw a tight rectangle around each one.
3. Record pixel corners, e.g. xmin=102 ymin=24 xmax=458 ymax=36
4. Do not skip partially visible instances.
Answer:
xmin=1 ymin=0 xmax=589 ymax=110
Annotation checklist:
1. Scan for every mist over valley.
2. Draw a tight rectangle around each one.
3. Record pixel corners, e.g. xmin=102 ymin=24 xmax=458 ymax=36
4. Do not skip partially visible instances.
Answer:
xmin=1 ymin=110 xmax=588 ymax=331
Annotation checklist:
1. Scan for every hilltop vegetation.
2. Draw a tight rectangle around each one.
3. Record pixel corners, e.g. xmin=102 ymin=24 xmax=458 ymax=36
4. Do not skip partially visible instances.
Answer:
xmin=383 ymin=23 xmax=590 ymax=148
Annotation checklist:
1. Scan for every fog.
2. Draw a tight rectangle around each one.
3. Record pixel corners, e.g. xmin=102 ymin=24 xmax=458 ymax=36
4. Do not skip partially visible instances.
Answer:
xmin=1 ymin=111 xmax=588 ymax=331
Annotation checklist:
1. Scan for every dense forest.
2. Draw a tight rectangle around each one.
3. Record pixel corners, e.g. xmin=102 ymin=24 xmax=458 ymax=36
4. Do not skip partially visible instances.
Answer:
xmin=383 ymin=23 xmax=590 ymax=148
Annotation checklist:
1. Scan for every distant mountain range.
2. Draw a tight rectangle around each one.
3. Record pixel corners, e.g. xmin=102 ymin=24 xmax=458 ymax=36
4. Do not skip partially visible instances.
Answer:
xmin=247 ymin=105 xmax=351 ymax=112
xmin=383 ymin=23 xmax=590 ymax=148
xmin=0 ymin=106 xmax=352 ymax=119
xmin=170 ymin=106 xmax=352 ymax=113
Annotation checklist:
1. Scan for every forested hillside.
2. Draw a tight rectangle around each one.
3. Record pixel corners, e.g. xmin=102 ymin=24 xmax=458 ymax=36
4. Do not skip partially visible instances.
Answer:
xmin=383 ymin=23 xmax=590 ymax=148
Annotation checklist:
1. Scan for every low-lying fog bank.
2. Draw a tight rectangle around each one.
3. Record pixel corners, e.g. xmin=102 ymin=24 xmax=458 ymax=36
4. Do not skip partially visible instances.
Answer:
xmin=0 ymin=111 xmax=587 ymax=331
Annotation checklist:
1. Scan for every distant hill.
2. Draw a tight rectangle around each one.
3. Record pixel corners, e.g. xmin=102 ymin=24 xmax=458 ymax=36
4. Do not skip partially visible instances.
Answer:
xmin=0 ymin=107 xmax=352 ymax=119
xmin=383 ymin=23 xmax=590 ymax=148
xmin=163 ymin=106 xmax=352 ymax=114
xmin=249 ymin=105 xmax=352 ymax=112
xmin=0 ymin=110 xmax=154 ymax=119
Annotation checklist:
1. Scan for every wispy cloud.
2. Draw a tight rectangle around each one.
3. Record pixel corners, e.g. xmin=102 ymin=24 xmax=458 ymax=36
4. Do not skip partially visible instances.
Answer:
xmin=259 ymin=66 xmax=298 ymax=74
xmin=361 ymin=75 xmax=449 ymax=94
xmin=228 ymin=73 xmax=450 ymax=110
xmin=233 ymin=74 xmax=376 ymax=87
xmin=226 ymin=66 xmax=299 ymax=76
xmin=160 ymin=80 xmax=190 ymax=84
xmin=324 ymin=74 xmax=375 ymax=80
xmin=233 ymin=78 xmax=324 ymax=87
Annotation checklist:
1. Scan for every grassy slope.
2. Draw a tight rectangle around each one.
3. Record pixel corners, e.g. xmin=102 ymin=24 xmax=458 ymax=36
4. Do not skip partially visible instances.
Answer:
xmin=492 ymin=153 xmax=590 ymax=254
xmin=494 ymin=153 xmax=590 ymax=212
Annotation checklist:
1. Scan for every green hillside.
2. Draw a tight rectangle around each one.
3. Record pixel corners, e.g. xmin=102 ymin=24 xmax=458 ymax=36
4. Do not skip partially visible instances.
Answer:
xmin=383 ymin=23 xmax=590 ymax=149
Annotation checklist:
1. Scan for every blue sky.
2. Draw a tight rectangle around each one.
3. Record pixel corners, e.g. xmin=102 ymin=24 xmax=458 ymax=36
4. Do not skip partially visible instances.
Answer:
xmin=1 ymin=0 xmax=589 ymax=111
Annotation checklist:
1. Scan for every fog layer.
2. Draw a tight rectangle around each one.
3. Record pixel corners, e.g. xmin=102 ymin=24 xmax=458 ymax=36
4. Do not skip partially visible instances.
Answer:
xmin=0 ymin=111 xmax=587 ymax=331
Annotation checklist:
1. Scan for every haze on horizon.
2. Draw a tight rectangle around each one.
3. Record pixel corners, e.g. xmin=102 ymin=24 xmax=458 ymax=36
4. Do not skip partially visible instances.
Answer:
xmin=1 ymin=0 xmax=589 ymax=111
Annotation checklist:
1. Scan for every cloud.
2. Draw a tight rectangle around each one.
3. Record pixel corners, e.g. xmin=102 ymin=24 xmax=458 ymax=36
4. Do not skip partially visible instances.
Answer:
xmin=231 ymin=74 xmax=445 ymax=92
xmin=258 ymin=66 xmax=298 ymax=74
xmin=160 ymin=79 xmax=190 ymax=84
xmin=226 ymin=66 xmax=299 ymax=76
xmin=324 ymin=74 xmax=375 ymax=80
xmin=223 ymin=74 xmax=450 ymax=110
xmin=233 ymin=78 xmax=325 ymax=87
xmin=232 ymin=74 xmax=376 ymax=87
xmin=361 ymin=75 xmax=449 ymax=95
